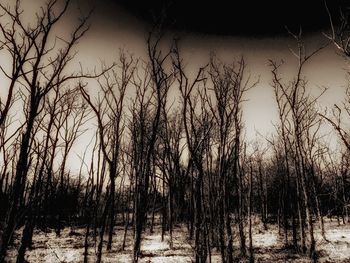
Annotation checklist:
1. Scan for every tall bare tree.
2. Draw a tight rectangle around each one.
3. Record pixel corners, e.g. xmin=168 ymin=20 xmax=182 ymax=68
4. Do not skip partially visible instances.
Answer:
xmin=0 ymin=0 xmax=95 ymax=260
xmin=206 ymin=55 xmax=257 ymax=262
xmin=80 ymin=52 xmax=135 ymax=260
xmin=270 ymin=31 xmax=328 ymax=260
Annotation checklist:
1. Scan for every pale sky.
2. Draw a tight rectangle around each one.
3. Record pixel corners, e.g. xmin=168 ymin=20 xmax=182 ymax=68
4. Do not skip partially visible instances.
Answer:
xmin=74 ymin=1 xmax=349 ymax=137
xmin=1 ymin=0 xmax=349 ymax=174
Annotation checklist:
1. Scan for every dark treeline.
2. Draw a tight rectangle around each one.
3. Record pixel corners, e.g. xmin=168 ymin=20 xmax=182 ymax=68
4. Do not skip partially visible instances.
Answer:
xmin=0 ymin=1 xmax=350 ymax=263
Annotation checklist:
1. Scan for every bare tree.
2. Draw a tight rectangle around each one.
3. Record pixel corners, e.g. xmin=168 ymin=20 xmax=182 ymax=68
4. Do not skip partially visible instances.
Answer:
xmin=0 ymin=0 xmax=96 ymax=260
xmin=208 ymin=55 xmax=257 ymax=262
xmin=80 ymin=52 xmax=135 ymax=260
xmin=128 ymin=30 xmax=172 ymax=262
xmin=173 ymin=41 xmax=211 ymax=262
xmin=270 ymin=31 xmax=328 ymax=260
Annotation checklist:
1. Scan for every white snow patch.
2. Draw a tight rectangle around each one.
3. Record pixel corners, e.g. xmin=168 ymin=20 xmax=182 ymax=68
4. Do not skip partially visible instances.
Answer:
xmin=142 ymin=234 xmax=169 ymax=251
xmin=316 ymin=225 xmax=350 ymax=261
xmin=106 ymin=253 xmax=132 ymax=262
xmin=148 ymin=256 xmax=191 ymax=263
xmin=323 ymin=242 xmax=350 ymax=260
xmin=42 ymin=248 xmax=81 ymax=263
xmin=253 ymin=232 xmax=278 ymax=247
xmin=325 ymin=228 xmax=350 ymax=243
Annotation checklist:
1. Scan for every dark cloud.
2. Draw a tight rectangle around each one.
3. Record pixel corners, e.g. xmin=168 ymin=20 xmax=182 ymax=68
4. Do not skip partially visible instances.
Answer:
xmin=109 ymin=0 xmax=343 ymax=37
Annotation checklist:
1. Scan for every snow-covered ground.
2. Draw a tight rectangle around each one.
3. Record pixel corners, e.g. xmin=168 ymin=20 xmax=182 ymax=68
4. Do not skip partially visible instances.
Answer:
xmin=5 ymin=218 xmax=350 ymax=262
xmin=317 ymin=220 xmax=350 ymax=262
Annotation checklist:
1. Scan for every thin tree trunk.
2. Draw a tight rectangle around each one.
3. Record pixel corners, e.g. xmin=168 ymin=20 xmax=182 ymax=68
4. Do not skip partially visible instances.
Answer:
xmin=248 ymin=162 xmax=254 ymax=263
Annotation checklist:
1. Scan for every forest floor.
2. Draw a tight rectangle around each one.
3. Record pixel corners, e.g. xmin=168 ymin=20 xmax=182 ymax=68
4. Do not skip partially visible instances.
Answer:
xmin=5 ymin=217 xmax=350 ymax=262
